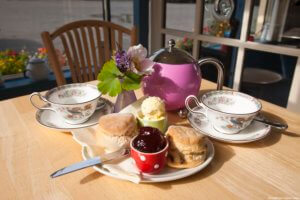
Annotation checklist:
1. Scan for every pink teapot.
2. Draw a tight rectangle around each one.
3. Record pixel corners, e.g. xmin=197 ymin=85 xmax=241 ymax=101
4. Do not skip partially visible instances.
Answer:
xmin=143 ymin=39 xmax=224 ymax=111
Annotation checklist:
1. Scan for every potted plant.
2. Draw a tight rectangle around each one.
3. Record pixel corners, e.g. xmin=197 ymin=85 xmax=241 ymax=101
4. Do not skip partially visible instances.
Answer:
xmin=0 ymin=49 xmax=29 ymax=80
xmin=97 ymin=44 xmax=154 ymax=112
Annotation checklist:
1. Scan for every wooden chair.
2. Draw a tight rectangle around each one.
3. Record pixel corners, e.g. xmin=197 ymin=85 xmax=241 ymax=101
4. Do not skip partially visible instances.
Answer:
xmin=41 ymin=20 xmax=137 ymax=86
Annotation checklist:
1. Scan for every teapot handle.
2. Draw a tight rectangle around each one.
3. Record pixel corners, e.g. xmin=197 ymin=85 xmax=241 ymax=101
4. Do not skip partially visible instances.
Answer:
xmin=197 ymin=57 xmax=224 ymax=90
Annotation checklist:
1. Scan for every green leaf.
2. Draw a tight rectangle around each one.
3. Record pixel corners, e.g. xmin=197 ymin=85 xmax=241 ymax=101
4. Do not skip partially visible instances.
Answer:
xmin=97 ymin=60 xmax=123 ymax=96
xmin=98 ymin=77 xmax=121 ymax=97
xmin=121 ymin=72 xmax=142 ymax=91
xmin=97 ymin=60 xmax=122 ymax=81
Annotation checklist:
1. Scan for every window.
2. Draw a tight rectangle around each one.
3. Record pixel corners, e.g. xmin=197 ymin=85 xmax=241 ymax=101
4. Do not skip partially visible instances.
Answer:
xmin=150 ymin=0 xmax=300 ymax=112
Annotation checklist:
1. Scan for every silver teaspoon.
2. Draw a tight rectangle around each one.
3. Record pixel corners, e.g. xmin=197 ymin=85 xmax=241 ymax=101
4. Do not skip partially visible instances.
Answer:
xmin=253 ymin=118 xmax=288 ymax=130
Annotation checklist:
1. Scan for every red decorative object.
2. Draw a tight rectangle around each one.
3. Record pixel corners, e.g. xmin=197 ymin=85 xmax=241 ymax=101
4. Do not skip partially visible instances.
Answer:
xmin=130 ymin=135 xmax=169 ymax=174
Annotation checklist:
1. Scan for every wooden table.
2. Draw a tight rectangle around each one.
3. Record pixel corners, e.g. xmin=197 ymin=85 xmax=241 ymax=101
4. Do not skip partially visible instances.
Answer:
xmin=1 ymin=79 xmax=300 ymax=200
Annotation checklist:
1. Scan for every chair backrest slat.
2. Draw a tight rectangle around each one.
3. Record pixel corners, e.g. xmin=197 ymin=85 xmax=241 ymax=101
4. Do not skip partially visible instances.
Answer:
xmin=41 ymin=20 xmax=136 ymax=86
xmin=110 ymin=28 xmax=116 ymax=52
xmin=118 ymin=30 xmax=123 ymax=50
xmin=130 ymin=27 xmax=137 ymax=46
xmin=103 ymin=27 xmax=111 ymax=62
xmin=73 ymin=28 xmax=88 ymax=82
xmin=87 ymin=26 xmax=99 ymax=79
xmin=66 ymin=31 xmax=83 ymax=83
xmin=60 ymin=34 xmax=78 ymax=83
xmin=80 ymin=27 xmax=94 ymax=80
xmin=95 ymin=26 xmax=104 ymax=73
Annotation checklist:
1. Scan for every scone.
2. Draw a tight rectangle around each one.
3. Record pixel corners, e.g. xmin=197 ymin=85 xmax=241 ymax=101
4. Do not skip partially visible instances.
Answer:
xmin=166 ymin=125 xmax=207 ymax=168
xmin=97 ymin=113 xmax=138 ymax=152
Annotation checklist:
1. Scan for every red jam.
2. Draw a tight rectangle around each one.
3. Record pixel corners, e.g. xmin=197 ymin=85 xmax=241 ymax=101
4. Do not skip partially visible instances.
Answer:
xmin=133 ymin=127 xmax=167 ymax=153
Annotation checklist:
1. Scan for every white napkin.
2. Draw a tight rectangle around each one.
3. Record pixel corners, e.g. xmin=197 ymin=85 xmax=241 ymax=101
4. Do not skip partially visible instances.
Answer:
xmin=71 ymin=97 xmax=148 ymax=183
xmin=72 ymin=128 xmax=141 ymax=183
xmin=101 ymin=158 xmax=141 ymax=184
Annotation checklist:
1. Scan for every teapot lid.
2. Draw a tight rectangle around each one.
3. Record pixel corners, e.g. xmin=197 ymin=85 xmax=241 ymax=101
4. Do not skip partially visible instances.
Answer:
xmin=150 ymin=39 xmax=195 ymax=64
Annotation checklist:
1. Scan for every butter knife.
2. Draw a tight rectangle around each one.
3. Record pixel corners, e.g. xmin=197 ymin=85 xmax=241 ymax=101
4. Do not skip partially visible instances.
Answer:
xmin=51 ymin=148 xmax=130 ymax=178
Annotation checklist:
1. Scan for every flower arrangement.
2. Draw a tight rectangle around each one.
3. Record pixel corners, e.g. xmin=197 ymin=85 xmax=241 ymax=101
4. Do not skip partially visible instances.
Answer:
xmin=97 ymin=44 xmax=154 ymax=96
xmin=175 ymin=37 xmax=193 ymax=53
xmin=0 ymin=49 xmax=29 ymax=75
xmin=35 ymin=47 xmax=47 ymax=59
xmin=33 ymin=47 xmax=66 ymax=67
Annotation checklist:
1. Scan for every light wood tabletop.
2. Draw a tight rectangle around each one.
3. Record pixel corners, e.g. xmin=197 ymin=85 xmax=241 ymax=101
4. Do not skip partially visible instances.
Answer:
xmin=0 ymin=79 xmax=300 ymax=200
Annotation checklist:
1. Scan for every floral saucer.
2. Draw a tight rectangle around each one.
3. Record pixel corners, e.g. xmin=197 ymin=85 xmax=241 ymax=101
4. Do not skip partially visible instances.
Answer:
xmin=188 ymin=107 xmax=271 ymax=143
xmin=36 ymin=98 xmax=113 ymax=131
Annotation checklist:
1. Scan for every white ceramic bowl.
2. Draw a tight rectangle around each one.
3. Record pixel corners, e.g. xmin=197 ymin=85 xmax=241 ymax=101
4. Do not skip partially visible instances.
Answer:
xmin=30 ymin=83 xmax=101 ymax=124
xmin=185 ymin=90 xmax=261 ymax=134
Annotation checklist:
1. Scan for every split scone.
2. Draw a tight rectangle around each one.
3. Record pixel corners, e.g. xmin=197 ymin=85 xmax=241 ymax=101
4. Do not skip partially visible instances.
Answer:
xmin=166 ymin=125 xmax=207 ymax=168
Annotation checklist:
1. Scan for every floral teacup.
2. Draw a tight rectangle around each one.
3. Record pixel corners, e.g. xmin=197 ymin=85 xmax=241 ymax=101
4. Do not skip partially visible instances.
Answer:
xmin=30 ymin=83 xmax=101 ymax=124
xmin=185 ymin=91 xmax=261 ymax=134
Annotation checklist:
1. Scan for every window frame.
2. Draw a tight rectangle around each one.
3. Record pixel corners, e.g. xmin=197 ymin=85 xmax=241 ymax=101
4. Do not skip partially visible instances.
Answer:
xmin=150 ymin=0 xmax=300 ymax=113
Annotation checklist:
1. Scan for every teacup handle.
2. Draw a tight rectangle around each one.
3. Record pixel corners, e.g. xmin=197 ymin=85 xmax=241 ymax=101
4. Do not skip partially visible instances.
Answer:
xmin=185 ymin=95 xmax=207 ymax=118
xmin=29 ymin=92 xmax=55 ymax=112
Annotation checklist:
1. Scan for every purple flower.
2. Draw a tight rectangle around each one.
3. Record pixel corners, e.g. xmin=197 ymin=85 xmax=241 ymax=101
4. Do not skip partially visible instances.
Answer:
xmin=115 ymin=50 xmax=131 ymax=73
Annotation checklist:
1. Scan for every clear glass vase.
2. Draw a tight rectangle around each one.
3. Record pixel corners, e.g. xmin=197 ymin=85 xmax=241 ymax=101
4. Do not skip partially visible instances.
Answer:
xmin=113 ymin=90 xmax=137 ymax=113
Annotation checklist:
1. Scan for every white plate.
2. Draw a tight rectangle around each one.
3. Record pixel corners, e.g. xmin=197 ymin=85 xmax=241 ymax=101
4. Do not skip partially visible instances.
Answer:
xmin=81 ymin=138 xmax=215 ymax=183
xmin=72 ymin=97 xmax=214 ymax=183
xmin=188 ymin=107 xmax=271 ymax=143
xmin=36 ymin=98 xmax=113 ymax=131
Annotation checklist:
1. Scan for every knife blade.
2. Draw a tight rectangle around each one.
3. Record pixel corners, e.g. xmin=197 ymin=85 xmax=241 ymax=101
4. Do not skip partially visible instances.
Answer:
xmin=50 ymin=148 xmax=129 ymax=178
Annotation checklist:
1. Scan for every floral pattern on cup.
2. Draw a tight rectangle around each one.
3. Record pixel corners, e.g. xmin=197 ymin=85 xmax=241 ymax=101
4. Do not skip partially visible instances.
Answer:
xmin=56 ymin=103 xmax=95 ymax=121
xmin=58 ymin=89 xmax=86 ymax=99
xmin=216 ymin=115 xmax=255 ymax=132
xmin=206 ymin=96 xmax=235 ymax=106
